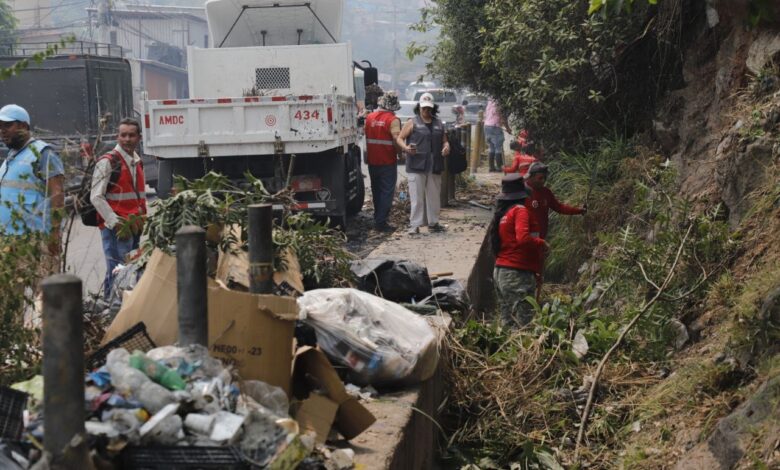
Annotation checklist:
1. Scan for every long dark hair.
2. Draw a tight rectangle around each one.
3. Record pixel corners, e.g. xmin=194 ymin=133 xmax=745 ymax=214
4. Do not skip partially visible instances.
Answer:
xmin=413 ymin=103 xmax=439 ymax=117
xmin=490 ymin=199 xmax=523 ymax=258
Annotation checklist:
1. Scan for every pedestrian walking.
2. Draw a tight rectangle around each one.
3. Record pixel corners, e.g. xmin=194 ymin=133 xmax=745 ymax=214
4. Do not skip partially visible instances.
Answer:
xmin=491 ymin=174 xmax=547 ymax=327
xmin=90 ymin=118 xmax=147 ymax=299
xmin=0 ymin=104 xmax=65 ymax=275
xmin=397 ymin=92 xmax=451 ymax=235
xmin=483 ymin=98 xmax=511 ymax=172
xmin=365 ymin=91 xmax=403 ymax=232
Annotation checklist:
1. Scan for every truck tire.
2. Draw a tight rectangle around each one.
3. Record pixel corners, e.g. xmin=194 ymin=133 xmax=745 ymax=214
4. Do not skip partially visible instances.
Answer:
xmin=345 ymin=147 xmax=365 ymax=216
xmin=156 ymin=159 xmax=174 ymax=198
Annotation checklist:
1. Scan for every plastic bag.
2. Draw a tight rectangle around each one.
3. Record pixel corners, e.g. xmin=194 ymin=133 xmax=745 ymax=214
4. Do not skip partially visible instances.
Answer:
xmin=298 ymin=288 xmax=439 ymax=386
xmin=349 ymin=258 xmax=432 ymax=303
xmin=420 ymin=278 xmax=469 ymax=312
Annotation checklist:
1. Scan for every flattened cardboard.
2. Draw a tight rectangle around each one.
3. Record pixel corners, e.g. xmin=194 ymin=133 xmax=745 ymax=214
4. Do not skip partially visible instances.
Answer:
xmin=292 ymin=346 xmax=376 ymax=440
xmin=208 ymin=285 xmax=297 ymax=395
xmin=103 ymin=249 xmax=179 ymax=346
xmin=292 ymin=393 xmax=339 ymax=444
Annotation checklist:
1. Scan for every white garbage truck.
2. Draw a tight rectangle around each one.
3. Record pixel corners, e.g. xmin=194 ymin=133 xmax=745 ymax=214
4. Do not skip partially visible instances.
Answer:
xmin=142 ymin=0 xmax=371 ymax=226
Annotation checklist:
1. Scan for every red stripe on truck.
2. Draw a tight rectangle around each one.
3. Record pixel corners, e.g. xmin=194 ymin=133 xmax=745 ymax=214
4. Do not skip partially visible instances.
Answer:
xmin=244 ymin=97 xmax=259 ymax=103
xmin=144 ymin=114 xmax=150 ymax=128
xmin=217 ymin=98 xmax=232 ymax=104
xmin=327 ymin=107 xmax=333 ymax=122
xmin=298 ymin=95 xmax=313 ymax=101
xmin=162 ymin=100 xmax=178 ymax=105
xmin=271 ymin=96 xmax=287 ymax=102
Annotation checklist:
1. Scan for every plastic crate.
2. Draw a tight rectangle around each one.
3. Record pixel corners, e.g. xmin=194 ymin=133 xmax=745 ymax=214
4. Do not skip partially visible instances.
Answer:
xmin=86 ymin=322 xmax=156 ymax=371
xmin=120 ymin=446 xmax=248 ymax=469
xmin=0 ymin=386 xmax=28 ymax=440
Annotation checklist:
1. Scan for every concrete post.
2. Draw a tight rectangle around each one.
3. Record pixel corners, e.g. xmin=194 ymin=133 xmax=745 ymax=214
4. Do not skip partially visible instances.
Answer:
xmin=42 ymin=274 xmax=85 ymax=458
xmin=176 ymin=225 xmax=208 ymax=346
xmin=440 ymin=130 xmax=451 ymax=208
xmin=470 ymin=112 xmax=484 ymax=174
xmin=248 ymin=203 xmax=274 ymax=294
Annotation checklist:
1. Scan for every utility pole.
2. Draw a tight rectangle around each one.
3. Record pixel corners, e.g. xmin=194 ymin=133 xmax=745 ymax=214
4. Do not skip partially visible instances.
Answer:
xmin=391 ymin=0 xmax=397 ymax=91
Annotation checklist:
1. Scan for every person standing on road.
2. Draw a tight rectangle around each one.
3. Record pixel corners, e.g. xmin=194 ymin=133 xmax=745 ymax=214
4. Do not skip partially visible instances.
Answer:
xmin=397 ymin=92 xmax=451 ymax=235
xmin=491 ymin=174 xmax=547 ymax=327
xmin=0 ymin=104 xmax=65 ymax=275
xmin=484 ymin=98 xmax=511 ymax=172
xmin=91 ymin=118 xmax=147 ymax=298
xmin=365 ymin=91 xmax=403 ymax=232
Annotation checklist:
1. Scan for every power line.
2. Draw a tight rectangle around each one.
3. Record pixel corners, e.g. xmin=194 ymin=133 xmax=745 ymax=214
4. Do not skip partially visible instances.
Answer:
xmin=11 ymin=1 xmax=86 ymax=13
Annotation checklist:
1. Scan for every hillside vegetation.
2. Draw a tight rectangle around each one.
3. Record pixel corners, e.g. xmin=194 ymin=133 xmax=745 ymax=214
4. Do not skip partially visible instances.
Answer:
xmin=416 ymin=0 xmax=780 ymax=467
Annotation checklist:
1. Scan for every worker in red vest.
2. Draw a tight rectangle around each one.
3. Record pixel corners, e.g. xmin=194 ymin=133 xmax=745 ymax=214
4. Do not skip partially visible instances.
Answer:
xmin=524 ymin=161 xmax=586 ymax=300
xmin=364 ymin=91 xmax=403 ymax=232
xmin=90 ymin=118 xmax=147 ymax=299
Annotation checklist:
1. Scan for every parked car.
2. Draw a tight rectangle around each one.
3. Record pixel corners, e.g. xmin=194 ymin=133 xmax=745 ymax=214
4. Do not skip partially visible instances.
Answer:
xmin=405 ymin=80 xmax=438 ymax=100
xmin=461 ymin=93 xmax=488 ymax=124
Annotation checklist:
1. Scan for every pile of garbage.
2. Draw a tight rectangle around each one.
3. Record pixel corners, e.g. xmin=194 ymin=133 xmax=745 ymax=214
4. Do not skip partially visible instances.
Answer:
xmin=2 ymin=345 xmax=315 ymax=469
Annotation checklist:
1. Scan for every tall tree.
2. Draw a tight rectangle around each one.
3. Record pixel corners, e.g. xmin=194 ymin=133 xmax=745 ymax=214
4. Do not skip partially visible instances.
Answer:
xmin=0 ymin=0 xmax=17 ymax=55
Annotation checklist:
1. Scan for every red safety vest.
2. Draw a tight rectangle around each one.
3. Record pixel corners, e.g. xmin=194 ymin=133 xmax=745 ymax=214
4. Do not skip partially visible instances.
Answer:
xmin=365 ymin=110 xmax=398 ymax=166
xmin=97 ymin=150 xmax=147 ymax=229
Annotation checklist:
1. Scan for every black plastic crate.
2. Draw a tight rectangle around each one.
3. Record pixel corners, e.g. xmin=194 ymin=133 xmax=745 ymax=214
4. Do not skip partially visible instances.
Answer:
xmin=86 ymin=322 xmax=156 ymax=371
xmin=0 ymin=386 xmax=28 ymax=440
xmin=120 ymin=446 xmax=249 ymax=469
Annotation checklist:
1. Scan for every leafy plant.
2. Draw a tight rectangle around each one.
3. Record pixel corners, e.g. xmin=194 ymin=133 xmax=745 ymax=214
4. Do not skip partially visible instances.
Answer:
xmin=141 ymin=172 xmax=354 ymax=287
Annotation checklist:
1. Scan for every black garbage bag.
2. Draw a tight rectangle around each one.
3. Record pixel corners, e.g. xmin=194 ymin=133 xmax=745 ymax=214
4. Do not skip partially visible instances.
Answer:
xmin=420 ymin=278 xmax=470 ymax=312
xmin=350 ymin=258 xmax=433 ymax=303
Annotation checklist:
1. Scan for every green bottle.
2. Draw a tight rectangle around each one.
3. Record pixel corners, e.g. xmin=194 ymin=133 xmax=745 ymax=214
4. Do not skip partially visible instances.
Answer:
xmin=128 ymin=351 xmax=187 ymax=391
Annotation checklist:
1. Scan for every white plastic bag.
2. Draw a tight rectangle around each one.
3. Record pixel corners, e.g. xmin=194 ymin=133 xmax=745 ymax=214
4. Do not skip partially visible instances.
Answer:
xmin=298 ymin=288 xmax=439 ymax=386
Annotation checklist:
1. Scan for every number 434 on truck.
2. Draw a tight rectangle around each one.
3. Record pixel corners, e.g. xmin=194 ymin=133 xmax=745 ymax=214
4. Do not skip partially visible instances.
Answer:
xmin=143 ymin=0 xmax=376 ymax=228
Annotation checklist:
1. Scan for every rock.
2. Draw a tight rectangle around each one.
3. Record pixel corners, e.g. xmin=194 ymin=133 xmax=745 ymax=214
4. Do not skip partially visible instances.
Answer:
xmin=759 ymin=287 xmax=780 ymax=324
xmin=746 ymin=31 xmax=780 ymax=75
xmin=675 ymin=373 xmax=780 ymax=469
xmin=670 ymin=319 xmax=690 ymax=350
xmin=572 ymin=330 xmax=589 ymax=359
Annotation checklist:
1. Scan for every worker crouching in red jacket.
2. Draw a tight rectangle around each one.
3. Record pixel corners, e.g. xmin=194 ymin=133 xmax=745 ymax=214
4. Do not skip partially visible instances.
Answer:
xmin=491 ymin=174 xmax=548 ymax=327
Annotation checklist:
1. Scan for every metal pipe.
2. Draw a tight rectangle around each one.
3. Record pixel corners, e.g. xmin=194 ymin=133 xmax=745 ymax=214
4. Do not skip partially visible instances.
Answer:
xmin=176 ymin=225 xmax=208 ymax=346
xmin=248 ymin=204 xmax=274 ymax=294
xmin=42 ymin=274 xmax=85 ymax=458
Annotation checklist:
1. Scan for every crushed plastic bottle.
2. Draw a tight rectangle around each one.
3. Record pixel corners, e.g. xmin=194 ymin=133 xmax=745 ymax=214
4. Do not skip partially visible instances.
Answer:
xmin=129 ymin=350 xmax=187 ymax=391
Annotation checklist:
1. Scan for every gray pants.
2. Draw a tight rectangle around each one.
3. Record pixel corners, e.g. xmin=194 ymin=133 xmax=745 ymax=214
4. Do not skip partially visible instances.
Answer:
xmin=493 ymin=266 xmax=536 ymax=327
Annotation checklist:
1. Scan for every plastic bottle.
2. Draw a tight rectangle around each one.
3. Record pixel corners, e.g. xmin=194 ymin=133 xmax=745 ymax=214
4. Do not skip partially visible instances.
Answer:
xmin=129 ymin=351 xmax=187 ymax=391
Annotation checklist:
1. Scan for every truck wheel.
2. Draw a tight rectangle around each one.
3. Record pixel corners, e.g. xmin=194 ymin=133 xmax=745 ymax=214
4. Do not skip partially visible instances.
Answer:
xmin=156 ymin=160 xmax=173 ymax=198
xmin=345 ymin=151 xmax=365 ymax=216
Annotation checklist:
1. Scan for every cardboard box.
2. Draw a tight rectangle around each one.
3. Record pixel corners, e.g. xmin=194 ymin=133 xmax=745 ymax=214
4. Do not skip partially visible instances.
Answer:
xmin=208 ymin=285 xmax=297 ymax=394
xmin=291 ymin=393 xmax=339 ymax=444
xmin=103 ymin=249 xmax=179 ymax=346
xmin=103 ymin=249 xmax=298 ymax=395
xmin=216 ymin=226 xmax=303 ymax=297
xmin=292 ymin=346 xmax=376 ymax=441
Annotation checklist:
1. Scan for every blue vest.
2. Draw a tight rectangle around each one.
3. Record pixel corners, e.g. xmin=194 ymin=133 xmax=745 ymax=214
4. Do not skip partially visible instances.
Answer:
xmin=0 ymin=140 xmax=53 ymax=234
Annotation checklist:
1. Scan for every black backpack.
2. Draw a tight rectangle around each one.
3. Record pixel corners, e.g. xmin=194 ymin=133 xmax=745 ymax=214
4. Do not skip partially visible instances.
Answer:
xmin=75 ymin=151 xmax=123 ymax=227
xmin=448 ymin=131 xmax=468 ymax=174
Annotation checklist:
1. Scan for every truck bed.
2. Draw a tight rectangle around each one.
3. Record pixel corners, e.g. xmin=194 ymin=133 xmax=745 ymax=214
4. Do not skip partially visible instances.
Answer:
xmin=142 ymin=94 xmax=359 ymax=158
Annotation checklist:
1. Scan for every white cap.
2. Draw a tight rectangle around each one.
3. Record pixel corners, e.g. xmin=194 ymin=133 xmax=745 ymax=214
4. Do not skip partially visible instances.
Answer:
xmin=419 ymin=92 xmax=435 ymax=108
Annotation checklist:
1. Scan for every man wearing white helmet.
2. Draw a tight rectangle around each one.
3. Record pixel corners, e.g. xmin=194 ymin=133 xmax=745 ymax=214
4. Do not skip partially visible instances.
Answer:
xmin=0 ymin=104 xmax=65 ymax=273
xmin=396 ymin=92 xmax=451 ymax=235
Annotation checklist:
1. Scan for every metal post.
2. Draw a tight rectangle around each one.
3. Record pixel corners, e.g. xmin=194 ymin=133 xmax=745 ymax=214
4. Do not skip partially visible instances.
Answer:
xmin=440 ymin=131 xmax=451 ymax=208
xmin=470 ymin=112 xmax=484 ymax=174
xmin=248 ymin=204 xmax=274 ymax=294
xmin=176 ymin=225 xmax=208 ymax=346
xmin=42 ymin=274 xmax=85 ymax=458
